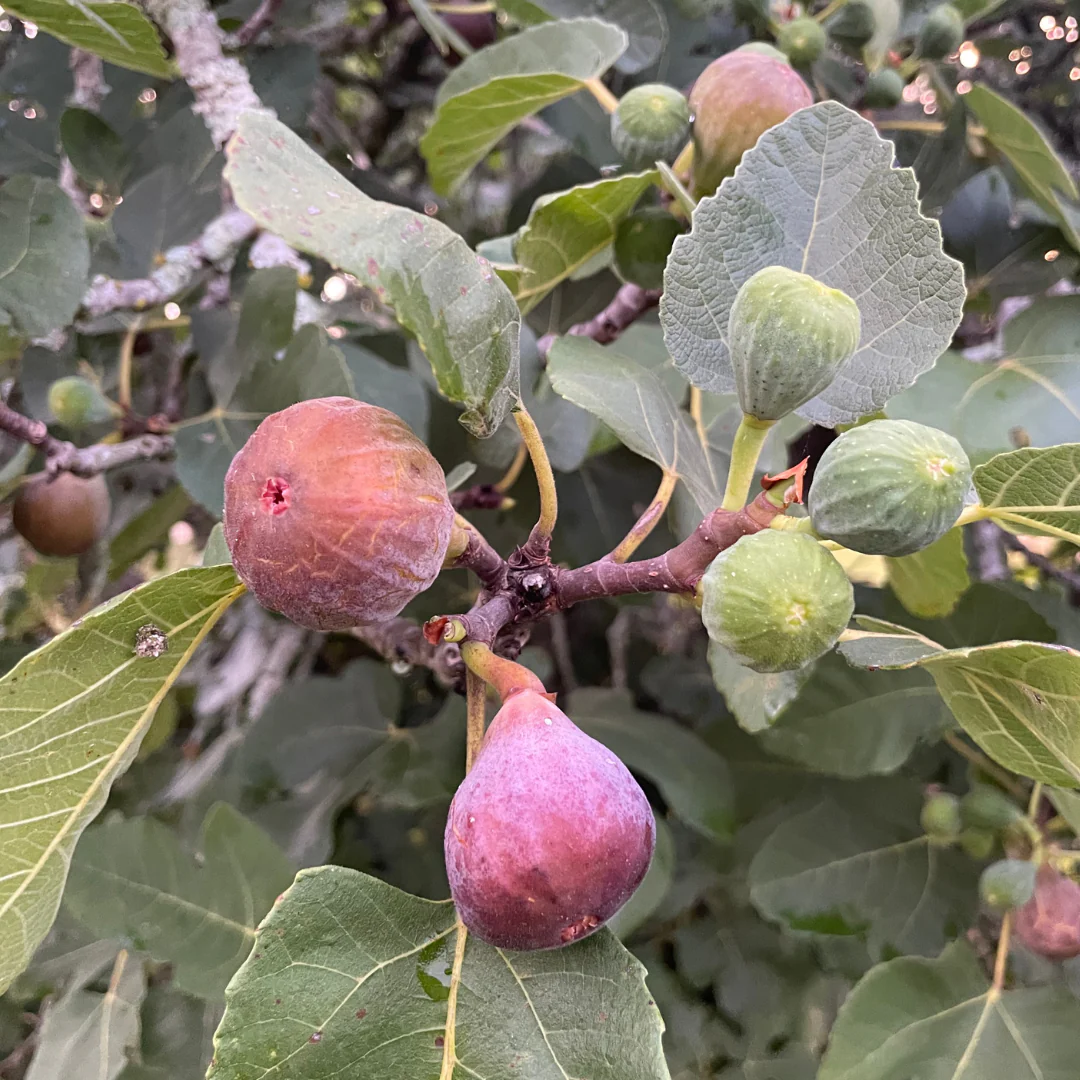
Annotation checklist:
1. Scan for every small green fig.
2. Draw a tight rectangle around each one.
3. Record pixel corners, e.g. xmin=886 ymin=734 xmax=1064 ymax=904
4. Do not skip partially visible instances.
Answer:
xmin=959 ymin=827 xmax=995 ymax=861
xmin=862 ymin=68 xmax=906 ymax=109
xmin=47 ymin=376 xmax=115 ymax=429
xmin=961 ymin=786 xmax=1024 ymax=832
xmin=613 ymin=207 xmax=683 ymax=290
xmin=808 ymin=419 xmax=972 ymax=556
xmin=728 ymin=266 xmax=861 ymax=422
xmin=777 ymin=17 xmax=826 ymax=65
xmin=698 ymin=530 xmax=853 ymax=673
xmin=921 ymin=792 xmax=962 ymax=842
xmin=688 ymin=51 xmax=812 ymax=198
xmin=918 ymin=3 xmax=964 ymax=59
xmin=980 ymin=859 xmax=1036 ymax=911
xmin=826 ymin=0 xmax=876 ymax=49
xmin=610 ymin=84 xmax=691 ymax=169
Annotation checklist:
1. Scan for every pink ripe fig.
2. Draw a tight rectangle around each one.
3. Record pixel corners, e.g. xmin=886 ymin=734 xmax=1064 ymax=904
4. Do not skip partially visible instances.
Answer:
xmin=688 ymin=51 xmax=813 ymax=198
xmin=223 ymin=397 xmax=455 ymax=630
xmin=1014 ymin=865 xmax=1080 ymax=959
xmin=445 ymin=690 xmax=655 ymax=950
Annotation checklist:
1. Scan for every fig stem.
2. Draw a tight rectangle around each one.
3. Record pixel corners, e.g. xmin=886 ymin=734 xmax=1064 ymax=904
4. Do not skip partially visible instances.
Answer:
xmin=991 ymin=911 xmax=1013 ymax=995
xmin=584 ymin=77 xmax=619 ymax=114
xmin=464 ymin=668 xmax=487 ymax=770
xmin=513 ymin=405 xmax=558 ymax=552
xmin=446 ymin=515 xmax=508 ymax=593
xmin=461 ymin=640 xmax=547 ymax=703
xmin=813 ymin=0 xmax=849 ymax=22
xmin=494 ymin=442 xmax=529 ymax=494
xmin=942 ymin=732 xmax=1027 ymax=799
xmin=610 ymin=468 xmax=678 ymax=563
xmin=438 ymin=917 xmax=469 ymax=1080
xmin=117 ymin=317 xmax=141 ymax=411
xmin=722 ymin=415 xmax=775 ymax=511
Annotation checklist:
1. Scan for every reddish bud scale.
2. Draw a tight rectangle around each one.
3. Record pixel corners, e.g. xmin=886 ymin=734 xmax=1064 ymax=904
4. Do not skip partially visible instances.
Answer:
xmin=445 ymin=690 xmax=654 ymax=951
xmin=223 ymin=397 xmax=454 ymax=630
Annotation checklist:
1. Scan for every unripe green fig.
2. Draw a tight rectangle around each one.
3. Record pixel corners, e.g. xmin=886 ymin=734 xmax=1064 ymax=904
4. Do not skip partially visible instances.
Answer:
xmin=698 ymin=530 xmax=853 ymax=673
xmin=826 ymin=0 xmax=876 ymax=48
xmin=777 ymin=17 xmax=826 ymax=65
xmin=610 ymin=84 xmax=691 ymax=169
xmin=689 ymin=51 xmax=812 ymax=198
xmin=921 ymin=792 xmax=961 ymax=842
xmin=980 ymin=859 xmax=1036 ymax=911
xmin=959 ymin=827 xmax=995 ymax=861
xmin=737 ymin=41 xmax=790 ymax=62
xmin=223 ymin=397 xmax=455 ymax=630
xmin=12 ymin=471 xmax=110 ymax=557
xmin=808 ymin=419 xmax=972 ymax=556
xmin=728 ymin=266 xmax=861 ymax=422
xmin=918 ymin=3 xmax=964 ymax=59
xmin=47 ymin=376 xmax=115 ymax=429
xmin=862 ymin=68 xmax=906 ymax=109
xmin=613 ymin=207 xmax=683 ymax=290
xmin=961 ymin=786 xmax=1024 ymax=832
xmin=445 ymin=690 xmax=655 ymax=950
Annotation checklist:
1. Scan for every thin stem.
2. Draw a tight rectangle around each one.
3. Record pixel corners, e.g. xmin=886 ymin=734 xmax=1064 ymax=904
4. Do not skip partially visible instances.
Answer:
xmin=584 ymin=77 xmax=618 ymax=113
xmin=514 ymin=405 xmax=557 ymax=548
xmin=117 ymin=319 xmax=140 ymax=412
xmin=670 ymin=139 xmax=693 ymax=179
xmin=814 ymin=0 xmax=849 ymax=20
xmin=447 ymin=515 xmax=508 ymax=594
xmin=722 ymin=415 xmax=774 ymax=511
xmin=955 ymin=504 xmax=990 ymax=527
xmin=943 ymin=732 xmax=1027 ymax=799
xmin=438 ymin=918 xmax=468 ymax=1080
xmin=1028 ymin=781 xmax=1044 ymax=820
xmin=465 ymin=667 xmax=487 ymax=770
xmin=690 ymin=388 xmax=708 ymax=451
xmin=230 ymin=0 xmax=285 ymax=45
xmin=494 ymin=442 xmax=528 ymax=494
xmin=461 ymin=640 xmax=547 ymax=703
xmin=991 ymin=912 xmax=1012 ymax=995
xmin=610 ymin=469 xmax=677 ymax=563
xmin=875 ymin=119 xmax=947 ymax=133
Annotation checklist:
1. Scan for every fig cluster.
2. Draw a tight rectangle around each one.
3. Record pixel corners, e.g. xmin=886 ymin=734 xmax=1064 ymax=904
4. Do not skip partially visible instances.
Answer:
xmin=808 ymin=419 xmax=972 ymax=557
xmin=445 ymin=690 xmax=655 ymax=950
xmin=699 ymin=530 xmax=854 ymax=673
xmin=13 ymin=472 xmax=110 ymax=557
xmin=223 ymin=397 xmax=454 ymax=630
xmin=688 ymin=50 xmax=813 ymax=198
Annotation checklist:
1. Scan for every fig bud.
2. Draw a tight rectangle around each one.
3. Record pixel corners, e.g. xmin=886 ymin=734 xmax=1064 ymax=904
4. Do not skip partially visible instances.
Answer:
xmin=728 ymin=265 xmax=861 ymax=422
xmin=12 ymin=472 xmax=110 ymax=557
xmin=777 ymin=17 xmax=827 ymax=66
xmin=613 ymin=207 xmax=683 ymax=290
xmin=862 ymin=68 xmax=906 ymax=109
xmin=688 ymin=51 xmax=812 ymax=198
xmin=223 ymin=397 xmax=454 ymax=630
xmin=980 ymin=858 xmax=1036 ymax=911
xmin=445 ymin=690 xmax=654 ymax=950
xmin=47 ymin=376 xmax=115 ymax=429
xmin=917 ymin=3 xmax=964 ymax=59
xmin=808 ymin=419 xmax=972 ymax=557
xmin=920 ymin=792 xmax=961 ymax=842
xmin=698 ymin=530 xmax=853 ymax=673
xmin=1014 ymin=866 xmax=1080 ymax=959
xmin=610 ymin=84 xmax=692 ymax=170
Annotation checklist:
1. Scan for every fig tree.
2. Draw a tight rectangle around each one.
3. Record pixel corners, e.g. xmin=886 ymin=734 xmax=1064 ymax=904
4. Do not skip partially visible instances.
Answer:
xmin=445 ymin=690 xmax=655 ymax=950
xmin=980 ymin=858 xmax=1036 ymax=911
xmin=728 ymin=265 xmax=861 ymax=421
xmin=223 ymin=397 xmax=455 ymax=631
xmin=613 ymin=207 xmax=683 ymax=290
xmin=1015 ymin=866 xmax=1080 ymax=959
xmin=47 ymin=376 xmax=115 ymax=429
xmin=12 ymin=471 xmax=110 ymax=557
xmin=777 ymin=17 xmax=827 ymax=66
xmin=920 ymin=791 xmax=962 ymax=842
xmin=862 ymin=68 xmax=906 ymax=109
xmin=698 ymin=530 xmax=853 ymax=673
xmin=688 ymin=51 xmax=813 ymax=198
xmin=918 ymin=4 xmax=964 ymax=59
xmin=610 ymin=84 xmax=692 ymax=169
xmin=808 ymin=419 xmax=972 ymax=556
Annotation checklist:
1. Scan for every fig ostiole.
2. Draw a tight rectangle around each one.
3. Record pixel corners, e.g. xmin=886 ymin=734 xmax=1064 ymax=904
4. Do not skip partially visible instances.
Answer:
xmin=807 ymin=418 xmax=972 ymax=556
xmin=698 ymin=529 xmax=854 ymax=673
xmin=610 ymin=83 xmax=692 ymax=170
xmin=223 ymin=396 xmax=455 ymax=630
xmin=728 ymin=265 xmax=862 ymax=422
xmin=445 ymin=689 xmax=655 ymax=951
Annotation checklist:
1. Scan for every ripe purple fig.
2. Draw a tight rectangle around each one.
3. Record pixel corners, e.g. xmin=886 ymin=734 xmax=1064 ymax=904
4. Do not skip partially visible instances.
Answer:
xmin=445 ymin=690 xmax=655 ymax=950
xmin=1014 ymin=866 xmax=1080 ymax=959
xmin=223 ymin=397 xmax=455 ymax=631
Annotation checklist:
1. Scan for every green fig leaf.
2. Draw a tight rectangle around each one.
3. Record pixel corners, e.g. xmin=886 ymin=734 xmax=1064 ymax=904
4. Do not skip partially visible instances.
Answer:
xmin=886 ymin=528 xmax=970 ymax=619
xmin=661 ymin=101 xmax=965 ymax=425
xmin=974 ymin=444 xmax=1080 ymax=545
